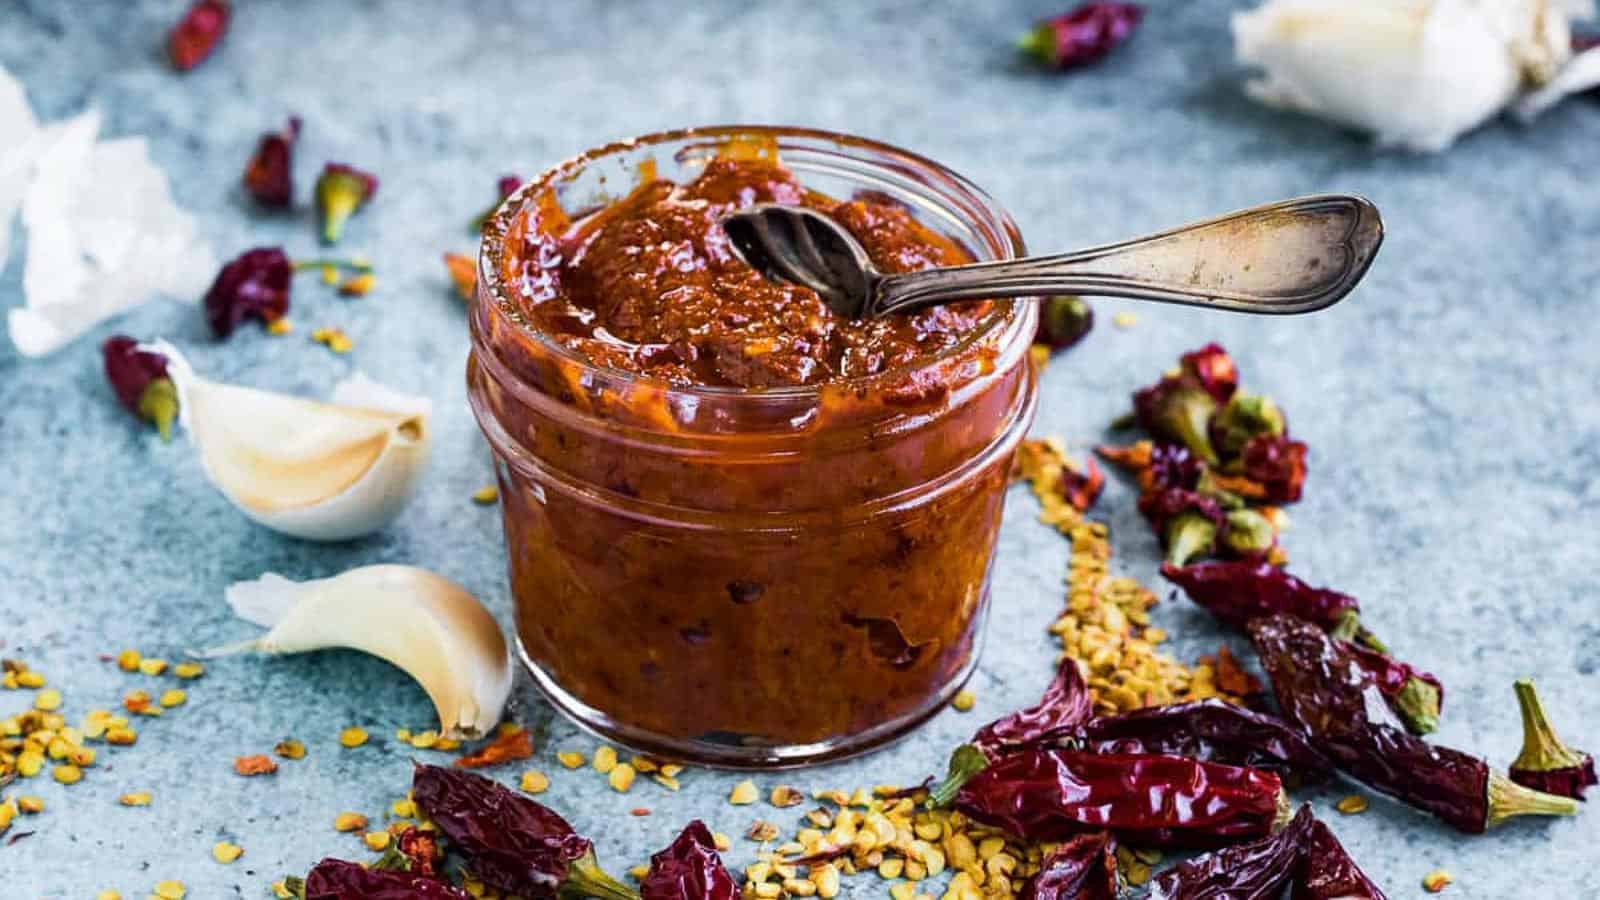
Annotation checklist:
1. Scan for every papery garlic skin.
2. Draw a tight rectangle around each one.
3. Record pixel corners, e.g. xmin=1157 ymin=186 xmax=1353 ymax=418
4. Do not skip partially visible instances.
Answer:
xmin=208 ymin=565 xmax=512 ymax=739
xmin=156 ymin=342 xmax=431 ymax=541
xmin=1233 ymin=0 xmax=1587 ymax=152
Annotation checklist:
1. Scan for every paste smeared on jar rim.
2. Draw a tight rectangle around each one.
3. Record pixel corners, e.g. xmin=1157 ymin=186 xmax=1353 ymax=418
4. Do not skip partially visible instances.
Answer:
xmin=507 ymin=154 xmax=993 ymax=388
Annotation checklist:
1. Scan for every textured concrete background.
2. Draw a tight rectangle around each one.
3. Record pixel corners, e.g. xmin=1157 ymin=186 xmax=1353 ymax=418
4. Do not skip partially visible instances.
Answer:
xmin=2 ymin=0 xmax=1598 ymax=896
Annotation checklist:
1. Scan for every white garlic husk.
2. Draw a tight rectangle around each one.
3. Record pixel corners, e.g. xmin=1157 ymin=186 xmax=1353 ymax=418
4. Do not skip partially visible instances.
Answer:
xmin=154 ymin=341 xmax=431 ymax=541
xmin=1233 ymin=0 xmax=1596 ymax=152
xmin=201 ymin=565 xmax=512 ymax=739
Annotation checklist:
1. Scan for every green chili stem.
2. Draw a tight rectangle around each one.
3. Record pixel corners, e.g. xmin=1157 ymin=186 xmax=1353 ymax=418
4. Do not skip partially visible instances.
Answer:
xmin=928 ymin=744 xmax=990 ymax=809
xmin=138 ymin=378 xmax=178 ymax=442
xmin=1486 ymin=770 xmax=1578 ymax=827
xmin=291 ymin=256 xmax=373 ymax=273
xmin=1164 ymin=513 xmax=1216 ymax=568
xmin=564 ymin=852 xmax=642 ymax=900
xmin=1513 ymin=679 xmax=1588 ymax=771
xmin=1017 ymin=25 xmax=1055 ymax=65
xmin=1327 ymin=610 xmax=1362 ymax=643
xmin=1392 ymin=676 xmax=1441 ymax=735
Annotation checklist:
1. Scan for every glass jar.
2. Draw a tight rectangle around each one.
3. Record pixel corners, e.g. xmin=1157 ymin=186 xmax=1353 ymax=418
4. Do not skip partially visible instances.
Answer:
xmin=468 ymin=126 xmax=1038 ymax=767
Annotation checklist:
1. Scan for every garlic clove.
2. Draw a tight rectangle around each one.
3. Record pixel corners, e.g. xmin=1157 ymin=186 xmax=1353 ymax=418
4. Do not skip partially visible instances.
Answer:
xmin=202 ymin=565 xmax=512 ymax=739
xmin=155 ymin=341 xmax=431 ymax=541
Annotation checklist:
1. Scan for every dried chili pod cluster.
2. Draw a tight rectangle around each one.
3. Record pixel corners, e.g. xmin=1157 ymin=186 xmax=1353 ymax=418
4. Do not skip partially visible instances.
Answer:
xmin=1163 ymin=559 xmax=1443 ymax=734
xmin=1248 ymin=614 xmax=1577 ymax=834
xmin=1101 ymin=344 xmax=1304 ymax=566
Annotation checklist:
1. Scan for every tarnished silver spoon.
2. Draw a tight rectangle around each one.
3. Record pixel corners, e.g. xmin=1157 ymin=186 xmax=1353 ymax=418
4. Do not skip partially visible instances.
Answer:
xmin=722 ymin=195 xmax=1382 ymax=319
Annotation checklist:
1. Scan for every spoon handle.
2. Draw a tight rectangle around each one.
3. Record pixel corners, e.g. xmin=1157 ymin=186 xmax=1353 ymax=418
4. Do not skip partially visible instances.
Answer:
xmin=871 ymin=195 xmax=1383 ymax=317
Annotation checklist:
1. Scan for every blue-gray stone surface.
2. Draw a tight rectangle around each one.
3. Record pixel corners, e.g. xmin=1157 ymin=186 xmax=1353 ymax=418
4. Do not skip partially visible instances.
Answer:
xmin=2 ymin=0 xmax=1597 ymax=896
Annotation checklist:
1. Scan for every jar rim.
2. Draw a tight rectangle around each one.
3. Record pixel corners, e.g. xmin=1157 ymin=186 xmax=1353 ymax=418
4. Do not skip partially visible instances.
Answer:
xmin=475 ymin=124 xmax=1030 ymax=400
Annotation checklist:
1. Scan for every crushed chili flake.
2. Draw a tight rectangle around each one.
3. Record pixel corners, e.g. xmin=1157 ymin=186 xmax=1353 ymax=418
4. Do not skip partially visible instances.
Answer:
xmin=339 ymin=272 xmax=377 ymax=296
xmin=244 ymin=117 xmax=300 ymax=207
xmin=233 ymin=754 xmax=278 ymax=776
xmin=453 ymin=728 xmax=533 ymax=769
xmin=443 ymin=252 xmax=476 ymax=301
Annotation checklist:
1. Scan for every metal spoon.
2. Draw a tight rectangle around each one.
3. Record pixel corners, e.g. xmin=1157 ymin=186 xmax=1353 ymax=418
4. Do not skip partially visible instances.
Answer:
xmin=722 ymin=195 xmax=1382 ymax=319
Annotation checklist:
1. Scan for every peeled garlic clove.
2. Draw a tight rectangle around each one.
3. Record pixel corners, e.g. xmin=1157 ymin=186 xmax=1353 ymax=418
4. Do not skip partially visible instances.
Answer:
xmin=155 ymin=341 xmax=430 ymax=541
xmin=203 ymin=565 xmax=512 ymax=739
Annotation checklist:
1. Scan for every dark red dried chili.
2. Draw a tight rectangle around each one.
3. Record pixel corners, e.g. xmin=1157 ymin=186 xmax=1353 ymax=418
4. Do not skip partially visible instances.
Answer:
xmin=1019 ymin=3 xmax=1145 ymax=71
xmin=410 ymin=764 xmax=638 ymax=900
xmin=640 ymin=820 xmax=738 ymax=900
xmin=102 ymin=336 xmax=177 ymax=441
xmin=955 ymin=749 xmax=1289 ymax=847
xmin=1181 ymin=343 xmax=1239 ymax=404
xmin=1291 ymin=818 xmax=1388 ymax=900
xmin=244 ymin=117 xmax=300 ymax=208
xmin=1056 ymin=456 xmax=1105 ymax=513
xmin=1064 ymin=699 xmax=1332 ymax=781
xmin=168 ymin=0 xmax=229 ymax=71
xmin=1022 ymin=830 xmax=1118 ymax=900
xmin=205 ymin=247 xmax=292 ymax=337
xmin=1148 ymin=804 xmax=1314 ymax=900
xmin=973 ymin=658 xmax=1094 ymax=754
xmin=1236 ymin=433 xmax=1308 ymax=503
xmin=1248 ymin=614 xmax=1577 ymax=833
xmin=395 ymin=826 xmax=442 ymax=878
xmin=301 ymin=858 xmax=469 ymax=900
xmin=1161 ymin=560 xmax=1359 ymax=633
xmin=1036 ymin=295 xmax=1095 ymax=352
xmin=1510 ymin=679 xmax=1596 ymax=800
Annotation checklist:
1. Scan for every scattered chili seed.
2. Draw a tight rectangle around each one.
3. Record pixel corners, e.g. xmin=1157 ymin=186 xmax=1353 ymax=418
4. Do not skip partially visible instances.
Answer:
xmin=391 ymin=797 xmax=416 ymax=818
xmin=105 ymin=726 xmax=138 ymax=746
xmin=444 ymin=252 xmax=476 ymax=301
xmin=233 ymin=755 xmax=278 ymax=776
xmin=746 ymin=820 xmax=780 ymax=842
xmin=138 ymin=658 xmax=169 ymax=676
xmin=17 ymin=796 xmax=43 ymax=814
xmin=311 ymin=327 xmax=354 ymax=354
xmin=951 ymin=689 xmax=977 ymax=712
xmin=120 ymin=792 xmax=153 ymax=806
xmin=1423 ymin=869 xmax=1453 ymax=892
xmin=212 ymin=841 xmax=243 ymax=863
xmin=16 ymin=670 xmax=45 ymax=689
xmin=266 ymin=318 xmax=293 ymax=336
xmin=33 ymin=689 xmax=61 ymax=711
xmin=153 ymin=880 xmax=187 ymax=899
xmin=123 ymin=690 xmax=155 ymax=716
xmin=472 ymin=485 xmax=500 ymax=505
xmin=434 ymin=737 xmax=461 ymax=751
xmin=339 ymin=727 xmax=369 ymax=748
xmin=659 ymin=763 xmax=685 ymax=778
xmin=116 ymin=650 xmax=141 ymax=672
xmin=630 ymin=807 xmax=651 ymax=816
xmin=770 ymin=785 xmax=804 ymax=808
xmin=557 ymin=750 xmax=586 ymax=769
xmin=1336 ymin=794 xmax=1370 ymax=815
xmin=609 ymin=762 xmax=637 ymax=792
xmin=364 ymin=831 xmax=391 ymax=851
xmin=653 ymin=774 xmax=681 ymax=792
xmin=593 ymin=745 xmax=619 ymax=774
xmin=339 ymin=272 xmax=377 ymax=296
xmin=729 ymin=779 xmax=758 ymax=805
xmin=97 ymin=892 xmax=120 ymax=900
xmin=455 ymin=728 xmax=533 ymax=769
xmin=334 ymin=812 xmax=369 ymax=832
xmin=519 ymin=770 xmax=550 ymax=794
xmin=52 ymin=764 xmax=82 ymax=785
xmin=629 ymin=864 xmax=650 ymax=880
xmin=1113 ymin=311 xmax=1138 ymax=328
xmin=158 ymin=689 xmax=187 ymax=708
xmin=173 ymin=662 xmax=205 ymax=679
xmin=274 ymin=739 xmax=306 ymax=760
xmin=712 ymin=832 xmax=732 ymax=851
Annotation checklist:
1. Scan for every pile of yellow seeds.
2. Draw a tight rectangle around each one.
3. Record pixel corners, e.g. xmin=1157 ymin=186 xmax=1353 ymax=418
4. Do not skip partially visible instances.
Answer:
xmin=1014 ymin=438 xmax=1240 ymax=714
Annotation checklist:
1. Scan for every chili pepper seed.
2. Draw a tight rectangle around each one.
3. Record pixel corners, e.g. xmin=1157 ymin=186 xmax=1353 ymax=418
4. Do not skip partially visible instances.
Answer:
xmin=33 ymin=689 xmax=61 ymax=711
xmin=153 ymin=881 xmax=186 ymax=899
xmin=334 ymin=812 xmax=369 ymax=832
xmin=339 ymin=726 xmax=369 ymax=748
xmin=212 ymin=841 xmax=244 ymax=863
xmin=1336 ymin=794 xmax=1369 ymax=815
xmin=364 ymin=830 xmax=391 ymax=851
xmin=138 ymin=658 xmax=169 ymax=676
xmin=557 ymin=750 xmax=586 ymax=769
xmin=729 ymin=779 xmax=758 ymax=805
xmin=520 ymin=770 xmax=550 ymax=794
xmin=158 ymin=689 xmax=187 ymax=708
xmin=1423 ymin=870 xmax=1453 ymax=893
xmin=120 ymin=792 xmax=153 ymax=806
xmin=116 ymin=650 xmax=141 ymax=671
xmin=17 ymin=795 xmax=44 ymax=814
xmin=52 ymin=763 xmax=82 ymax=784
xmin=274 ymin=739 xmax=306 ymax=760
xmin=173 ymin=661 xmax=205 ymax=679
xmin=472 ymin=485 xmax=499 ymax=505
xmin=267 ymin=319 xmax=293 ymax=336
xmin=609 ymin=762 xmax=637 ymax=792
xmin=951 ymin=689 xmax=976 ymax=712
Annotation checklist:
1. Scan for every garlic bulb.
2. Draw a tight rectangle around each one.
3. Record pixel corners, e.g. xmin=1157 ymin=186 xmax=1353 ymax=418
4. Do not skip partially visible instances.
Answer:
xmin=203 ymin=565 xmax=513 ymax=739
xmin=155 ymin=342 xmax=431 ymax=541
xmin=1233 ymin=0 xmax=1595 ymax=152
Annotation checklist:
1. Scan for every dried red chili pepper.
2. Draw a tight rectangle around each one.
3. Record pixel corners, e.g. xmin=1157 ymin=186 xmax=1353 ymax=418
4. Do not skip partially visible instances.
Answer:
xmin=1036 ymin=295 xmax=1094 ymax=352
xmin=1181 ymin=343 xmax=1239 ymax=404
xmin=1235 ymin=433 xmax=1308 ymax=503
xmin=395 ymin=826 xmax=442 ymax=878
xmin=410 ymin=764 xmax=638 ymax=900
xmin=301 ymin=858 xmax=469 ymax=900
xmin=1509 ymin=679 xmax=1596 ymax=800
xmin=1345 ymin=641 xmax=1443 ymax=735
xmin=244 ymin=117 xmax=300 ymax=208
xmin=1064 ymin=699 xmax=1331 ymax=781
xmin=1022 ymin=830 xmax=1118 ymax=900
xmin=1248 ymin=614 xmax=1577 ymax=833
xmin=1019 ymin=3 xmax=1145 ymax=71
xmin=1056 ymin=456 xmax=1105 ymax=512
xmin=640 ymin=820 xmax=738 ymax=900
xmin=1148 ymin=804 xmax=1314 ymax=900
xmin=1162 ymin=560 xmax=1359 ymax=633
xmin=955 ymin=749 xmax=1289 ymax=847
xmin=316 ymin=163 xmax=380 ymax=244
xmin=102 ymin=336 xmax=178 ymax=441
xmin=1211 ymin=393 xmax=1284 ymax=459
xmin=1134 ymin=379 xmax=1220 ymax=466
xmin=168 ymin=0 xmax=229 ymax=71
xmin=205 ymin=247 xmax=292 ymax=336
xmin=1291 ymin=818 xmax=1388 ymax=900
xmin=973 ymin=658 xmax=1094 ymax=754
